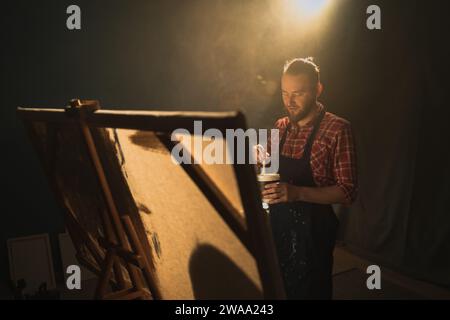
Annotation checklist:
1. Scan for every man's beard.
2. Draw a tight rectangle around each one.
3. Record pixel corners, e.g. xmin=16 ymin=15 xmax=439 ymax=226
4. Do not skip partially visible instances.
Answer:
xmin=286 ymin=102 xmax=315 ymax=124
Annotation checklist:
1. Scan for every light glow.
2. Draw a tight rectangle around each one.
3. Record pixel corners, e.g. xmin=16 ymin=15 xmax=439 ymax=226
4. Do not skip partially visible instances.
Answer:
xmin=285 ymin=0 xmax=330 ymax=20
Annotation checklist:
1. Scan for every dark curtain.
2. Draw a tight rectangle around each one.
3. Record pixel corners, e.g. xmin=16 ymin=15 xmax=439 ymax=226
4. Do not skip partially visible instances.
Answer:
xmin=332 ymin=1 xmax=450 ymax=287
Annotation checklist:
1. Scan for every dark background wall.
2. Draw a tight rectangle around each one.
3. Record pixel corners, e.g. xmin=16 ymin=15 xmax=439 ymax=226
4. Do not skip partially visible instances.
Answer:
xmin=1 ymin=0 xmax=449 ymax=289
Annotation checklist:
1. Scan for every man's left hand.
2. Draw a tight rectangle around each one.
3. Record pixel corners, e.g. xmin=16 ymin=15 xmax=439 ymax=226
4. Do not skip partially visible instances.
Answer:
xmin=262 ymin=182 xmax=300 ymax=204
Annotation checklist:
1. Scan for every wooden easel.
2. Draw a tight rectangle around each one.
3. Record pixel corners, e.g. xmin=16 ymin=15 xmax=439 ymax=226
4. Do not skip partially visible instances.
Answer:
xmin=18 ymin=100 xmax=286 ymax=299
xmin=65 ymin=99 xmax=160 ymax=300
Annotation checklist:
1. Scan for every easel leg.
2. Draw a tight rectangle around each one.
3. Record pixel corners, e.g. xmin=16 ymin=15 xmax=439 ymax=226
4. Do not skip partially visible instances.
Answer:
xmin=94 ymin=249 xmax=115 ymax=299
xmin=112 ymin=257 xmax=127 ymax=290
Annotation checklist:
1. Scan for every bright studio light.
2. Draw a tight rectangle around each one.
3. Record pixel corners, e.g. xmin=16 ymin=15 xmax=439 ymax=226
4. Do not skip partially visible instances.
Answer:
xmin=287 ymin=0 xmax=330 ymax=19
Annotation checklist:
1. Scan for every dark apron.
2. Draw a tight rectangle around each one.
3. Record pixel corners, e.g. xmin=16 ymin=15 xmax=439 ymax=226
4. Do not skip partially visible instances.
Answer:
xmin=269 ymin=110 xmax=339 ymax=300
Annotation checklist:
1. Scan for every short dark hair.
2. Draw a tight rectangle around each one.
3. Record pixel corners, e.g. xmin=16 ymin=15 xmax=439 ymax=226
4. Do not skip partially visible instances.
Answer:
xmin=283 ymin=57 xmax=320 ymax=85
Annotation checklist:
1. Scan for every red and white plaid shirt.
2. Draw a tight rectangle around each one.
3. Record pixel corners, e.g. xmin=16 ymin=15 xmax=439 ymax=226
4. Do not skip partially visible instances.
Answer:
xmin=269 ymin=104 xmax=358 ymax=204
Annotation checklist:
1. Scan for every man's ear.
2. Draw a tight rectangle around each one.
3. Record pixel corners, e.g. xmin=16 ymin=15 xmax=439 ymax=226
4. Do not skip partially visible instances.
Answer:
xmin=316 ymin=82 xmax=323 ymax=98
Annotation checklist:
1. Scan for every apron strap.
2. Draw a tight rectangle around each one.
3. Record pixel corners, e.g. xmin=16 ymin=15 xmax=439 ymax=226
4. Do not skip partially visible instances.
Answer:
xmin=303 ymin=109 xmax=325 ymax=156
xmin=279 ymin=108 xmax=326 ymax=155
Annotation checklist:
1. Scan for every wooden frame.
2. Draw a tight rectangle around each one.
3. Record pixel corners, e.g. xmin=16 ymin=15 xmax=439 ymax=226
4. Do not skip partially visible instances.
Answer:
xmin=8 ymin=233 xmax=56 ymax=292
xmin=17 ymin=99 xmax=286 ymax=299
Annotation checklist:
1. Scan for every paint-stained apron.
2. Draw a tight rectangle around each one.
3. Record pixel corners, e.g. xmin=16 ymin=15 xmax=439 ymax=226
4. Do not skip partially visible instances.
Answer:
xmin=269 ymin=110 xmax=339 ymax=299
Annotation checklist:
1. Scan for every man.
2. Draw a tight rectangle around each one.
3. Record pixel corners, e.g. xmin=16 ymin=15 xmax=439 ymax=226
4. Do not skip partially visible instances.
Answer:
xmin=259 ymin=57 xmax=357 ymax=299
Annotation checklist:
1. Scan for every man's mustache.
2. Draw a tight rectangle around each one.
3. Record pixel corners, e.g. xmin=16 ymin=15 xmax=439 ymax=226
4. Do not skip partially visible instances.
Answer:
xmin=285 ymin=103 xmax=313 ymax=123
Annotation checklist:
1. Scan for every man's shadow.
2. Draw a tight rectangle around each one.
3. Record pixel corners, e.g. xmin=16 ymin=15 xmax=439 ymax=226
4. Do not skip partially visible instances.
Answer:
xmin=189 ymin=244 xmax=262 ymax=299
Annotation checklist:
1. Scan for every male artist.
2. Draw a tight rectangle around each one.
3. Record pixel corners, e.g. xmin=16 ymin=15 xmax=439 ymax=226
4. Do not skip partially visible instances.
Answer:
xmin=259 ymin=57 xmax=357 ymax=299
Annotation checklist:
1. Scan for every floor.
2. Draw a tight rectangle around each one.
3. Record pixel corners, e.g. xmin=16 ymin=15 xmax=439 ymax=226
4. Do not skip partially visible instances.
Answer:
xmin=2 ymin=245 xmax=449 ymax=300
xmin=332 ymin=244 xmax=450 ymax=299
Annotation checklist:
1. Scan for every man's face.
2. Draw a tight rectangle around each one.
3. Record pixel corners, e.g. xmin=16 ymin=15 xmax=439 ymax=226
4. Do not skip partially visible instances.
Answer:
xmin=281 ymin=73 xmax=317 ymax=123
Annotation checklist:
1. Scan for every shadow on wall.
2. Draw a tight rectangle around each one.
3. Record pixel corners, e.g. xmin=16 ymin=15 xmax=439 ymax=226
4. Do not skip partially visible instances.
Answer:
xmin=189 ymin=244 xmax=262 ymax=299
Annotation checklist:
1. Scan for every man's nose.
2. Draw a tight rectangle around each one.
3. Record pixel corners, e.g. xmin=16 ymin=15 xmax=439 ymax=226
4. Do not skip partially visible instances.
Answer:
xmin=288 ymin=95 xmax=295 ymax=105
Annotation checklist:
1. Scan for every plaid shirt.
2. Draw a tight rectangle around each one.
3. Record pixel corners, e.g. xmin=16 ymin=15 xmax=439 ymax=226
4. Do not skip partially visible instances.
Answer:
xmin=269 ymin=104 xmax=358 ymax=204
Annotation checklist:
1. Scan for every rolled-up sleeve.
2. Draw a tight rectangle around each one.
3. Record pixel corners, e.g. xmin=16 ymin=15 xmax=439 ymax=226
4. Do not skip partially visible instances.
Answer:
xmin=333 ymin=123 xmax=358 ymax=204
